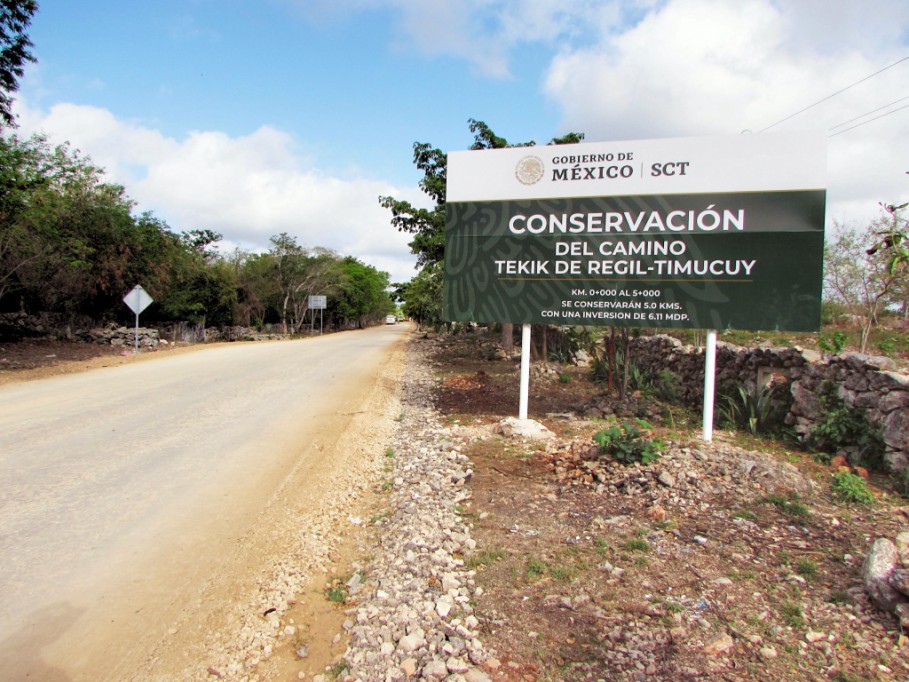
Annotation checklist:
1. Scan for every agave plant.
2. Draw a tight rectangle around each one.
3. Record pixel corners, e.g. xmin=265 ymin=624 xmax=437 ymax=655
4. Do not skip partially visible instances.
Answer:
xmin=719 ymin=383 xmax=781 ymax=435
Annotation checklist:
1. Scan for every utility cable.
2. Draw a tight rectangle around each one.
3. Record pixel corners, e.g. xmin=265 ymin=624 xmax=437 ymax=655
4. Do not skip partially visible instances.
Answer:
xmin=759 ymin=55 xmax=909 ymax=132
xmin=828 ymin=95 xmax=909 ymax=131
xmin=828 ymin=102 xmax=909 ymax=137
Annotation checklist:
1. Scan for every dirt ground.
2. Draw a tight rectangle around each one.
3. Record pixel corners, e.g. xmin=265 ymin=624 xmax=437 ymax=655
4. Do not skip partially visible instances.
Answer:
xmin=0 ymin=337 xmax=196 ymax=385
xmin=429 ymin=332 xmax=909 ymax=682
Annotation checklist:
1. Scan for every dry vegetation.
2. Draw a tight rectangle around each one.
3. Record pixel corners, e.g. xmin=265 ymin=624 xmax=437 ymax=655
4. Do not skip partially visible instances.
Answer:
xmin=429 ymin=331 xmax=909 ymax=682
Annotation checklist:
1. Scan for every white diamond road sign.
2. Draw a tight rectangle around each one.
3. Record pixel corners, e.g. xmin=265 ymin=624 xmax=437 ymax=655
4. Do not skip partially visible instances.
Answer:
xmin=123 ymin=285 xmax=153 ymax=315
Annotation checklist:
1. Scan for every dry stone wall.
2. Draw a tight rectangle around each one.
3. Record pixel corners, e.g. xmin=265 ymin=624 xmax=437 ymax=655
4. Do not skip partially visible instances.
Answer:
xmin=628 ymin=335 xmax=909 ymax=471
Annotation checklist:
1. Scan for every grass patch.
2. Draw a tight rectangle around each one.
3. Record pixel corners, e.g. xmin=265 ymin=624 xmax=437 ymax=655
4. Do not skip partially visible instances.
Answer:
xmin=765 ymin=492 xmax=810 ymax=519
xmin=622 ymin=538 xmax=651 ymax=553
xmin=467 ymin=548 xmax=506 ymax=570
xmin=795 ymin=559 xmax=818 ymax=578
xmin=526 ymin=556 xmax=549 ymax=581
xmin=325 ymin=580 xmax=349 ymax=604
xmin=781 ymin=601 xmax=806 ymax=629
xmin=550 ymin=565 xmax=578 ymax=582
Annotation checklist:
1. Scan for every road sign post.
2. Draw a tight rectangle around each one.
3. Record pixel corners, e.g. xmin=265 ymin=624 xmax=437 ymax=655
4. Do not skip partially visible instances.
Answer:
xmin=309 ymin=295 xmax=327 ymax=336
xmin=122 ymin=285 xmax=154 ymax=353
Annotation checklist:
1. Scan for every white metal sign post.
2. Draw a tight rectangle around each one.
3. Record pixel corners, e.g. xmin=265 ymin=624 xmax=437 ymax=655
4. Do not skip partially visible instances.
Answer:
xmin=703 ymin=329 xmax=717 ymax=442
xmin=122 ymin=285 xmax=154 ymax=354
xmin=309 ymin=295 xmax=326 ymax=335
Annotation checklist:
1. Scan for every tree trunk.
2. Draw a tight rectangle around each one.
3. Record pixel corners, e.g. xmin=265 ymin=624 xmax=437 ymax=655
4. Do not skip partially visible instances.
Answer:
xmin=501 ymin=323 xmax=514 ymax=353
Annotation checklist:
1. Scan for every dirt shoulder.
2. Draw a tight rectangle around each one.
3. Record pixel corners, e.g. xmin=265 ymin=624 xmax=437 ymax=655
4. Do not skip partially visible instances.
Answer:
xmin=0 ymin=337 xmax=211 ymax=386
xmin=427 ymin=331 xmax=909 ymax=682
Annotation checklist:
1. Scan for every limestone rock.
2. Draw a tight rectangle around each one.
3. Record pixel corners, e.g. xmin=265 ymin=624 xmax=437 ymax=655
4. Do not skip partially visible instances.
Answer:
xmin=863 ymin=538 xmax=908 ymax=612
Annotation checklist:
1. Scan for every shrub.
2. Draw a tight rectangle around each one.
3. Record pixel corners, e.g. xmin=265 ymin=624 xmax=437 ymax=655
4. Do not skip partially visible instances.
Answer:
xmin=593 ymin=419 xmax=664 ymax=465
xmin=818 ymin=330 xmax=849 ymax=354
xmin=654 ymin=369 xmax=682 ymax=402
xmin=831 ymin=470 xmax=875 ymax=506
xmin=809 ymin=385 xmax=884 ymax=470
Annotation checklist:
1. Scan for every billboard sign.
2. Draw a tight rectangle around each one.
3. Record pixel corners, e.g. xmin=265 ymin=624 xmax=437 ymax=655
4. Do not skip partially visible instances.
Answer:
xmin=443 ymin=133 xmax=826 ymax=331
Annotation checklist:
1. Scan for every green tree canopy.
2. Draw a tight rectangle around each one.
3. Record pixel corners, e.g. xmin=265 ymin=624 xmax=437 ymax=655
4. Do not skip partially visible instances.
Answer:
xmin=0 ymin=0 xmax=37 ymax=127
xmin=380 ymin=119 xmax=585 ymax=328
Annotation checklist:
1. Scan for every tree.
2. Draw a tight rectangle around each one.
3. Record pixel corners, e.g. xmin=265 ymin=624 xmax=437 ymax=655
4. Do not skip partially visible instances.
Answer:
xmin=824 ymin=217 xmax=905 ymax=352
xmin=398 ymin=263 xmax=443 ymax=330
xmin=330 ymin=257 xmax=392 ymax=329
xmin=0 ymin=0 xmax=37 ymax=127
xmin=380 ymin=119 xmax=584 ymax=338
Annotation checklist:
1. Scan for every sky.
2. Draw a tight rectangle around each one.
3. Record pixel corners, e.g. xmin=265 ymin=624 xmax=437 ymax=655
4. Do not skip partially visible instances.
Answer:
xmin=12 ymin=0 xmax=909 ymax=284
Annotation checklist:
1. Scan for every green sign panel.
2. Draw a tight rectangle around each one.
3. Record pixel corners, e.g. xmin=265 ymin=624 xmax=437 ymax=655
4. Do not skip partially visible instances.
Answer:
xmin=444 ymin=134 xmax=826 ymax=332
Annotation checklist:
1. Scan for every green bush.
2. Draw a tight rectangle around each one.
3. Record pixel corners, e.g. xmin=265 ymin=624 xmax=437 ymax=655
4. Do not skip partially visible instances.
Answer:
xmin=831 ymin=470 xmax=875 ymax=506
xmin=809 ymin=385 xmax=884 ymax=470
xmin=593 ymin=419 xmax=664 ymax=465
xmin=818 ymin=330 xmax=849 ymax=354
xmin=654 ymin=369 xmax=682 ymax=402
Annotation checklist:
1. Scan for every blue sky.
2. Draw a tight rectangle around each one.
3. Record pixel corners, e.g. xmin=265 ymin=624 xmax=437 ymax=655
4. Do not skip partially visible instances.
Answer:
xmin=14 ymin=0 xmax=909 ymax=283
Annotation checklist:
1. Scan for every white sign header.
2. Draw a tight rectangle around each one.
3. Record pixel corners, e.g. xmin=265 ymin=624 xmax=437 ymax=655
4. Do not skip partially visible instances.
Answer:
xmin=447 ymin=132 xmax=826 ymax=203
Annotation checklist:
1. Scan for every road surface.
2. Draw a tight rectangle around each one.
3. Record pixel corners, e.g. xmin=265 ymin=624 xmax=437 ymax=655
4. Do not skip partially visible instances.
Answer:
xmin=0 ymin=325 xmax=406 ymax=680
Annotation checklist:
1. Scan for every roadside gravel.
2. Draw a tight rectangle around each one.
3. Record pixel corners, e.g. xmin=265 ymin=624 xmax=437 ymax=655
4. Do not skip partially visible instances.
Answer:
xmin=339 ymin=338 xmax=494 ymax=682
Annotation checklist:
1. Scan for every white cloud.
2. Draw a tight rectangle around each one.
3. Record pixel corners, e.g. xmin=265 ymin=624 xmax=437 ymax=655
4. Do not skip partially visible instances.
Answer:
xmin=542 ymin=0 xmax=909 ymax=227
xmin=14 ymin=101 xmax=420 ymax=283
xmin=284 ymin=0 xmax=625 ymax=77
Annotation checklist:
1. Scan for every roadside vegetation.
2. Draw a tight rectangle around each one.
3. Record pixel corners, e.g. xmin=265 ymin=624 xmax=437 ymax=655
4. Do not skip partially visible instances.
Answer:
xmin=0 ymin=135 xmax=395 ymax=333
xmin=426 ymin=327 xmax=909 ymax=681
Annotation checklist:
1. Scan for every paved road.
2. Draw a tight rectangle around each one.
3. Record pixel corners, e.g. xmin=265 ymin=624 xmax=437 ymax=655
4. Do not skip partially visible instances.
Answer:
xmin=0 ymin=325 xmax=406 ymax=680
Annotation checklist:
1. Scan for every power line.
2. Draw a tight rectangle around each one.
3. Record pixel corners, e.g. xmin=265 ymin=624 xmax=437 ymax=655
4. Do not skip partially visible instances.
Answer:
xmin=828 ymin=102 xmax=909 ymax=137
xmin=759 ymin=55 xmax=909 ymax=132
xmin=828 ymin=95 xmax=909 ymax=131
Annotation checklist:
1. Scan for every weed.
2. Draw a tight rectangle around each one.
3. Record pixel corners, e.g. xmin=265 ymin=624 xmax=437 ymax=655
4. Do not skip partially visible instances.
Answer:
xmin=328 ymin=661 xmax=349 ymax=679
xmin=467 ymin=548 xmax=506 ymax=569
xmin=593 ymin=419 xmax=664 ymax=465
xmin=732 ymin=509 xmax=757 ymax=521
xmin=526 ymin=556 xmax=549 ymax=580
xmin=831 ymin=470 xmax=875 ymax=506
xmin=654 ymin=369 xmax=682 ymax=402
xmin=550 ymin=565 xmax=577 ymax=582
xmin=385 ymin=447 xmax=395 ymax=458
xmin=818 ymin=331 xmax=848 ymax=354
xmin=781 ymin=601 xmax=805 ymax=628
xmin=765 ymin=492 xmax=810 ymax=519
xmin=325 ymin=582 xmax=348 ymax=604
xmin=795 ymin=559 xmax=818 ymax=578
xmin=558 ymin=372 xmax=572 ymax=384
xmin=622 ymin=538 xmax=651 ymax=553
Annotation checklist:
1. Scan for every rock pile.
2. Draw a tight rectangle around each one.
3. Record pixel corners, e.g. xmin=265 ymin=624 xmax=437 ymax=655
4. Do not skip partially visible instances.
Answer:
xmin=864 ymin=532 xmax=909 ymax=628
xmin=629 ymin=335 xmax=909 ymax=471
xmin=76 ymin=325 xmax=161 ymax=348
xmin=342 ymin=344 xmax=495 ymax=682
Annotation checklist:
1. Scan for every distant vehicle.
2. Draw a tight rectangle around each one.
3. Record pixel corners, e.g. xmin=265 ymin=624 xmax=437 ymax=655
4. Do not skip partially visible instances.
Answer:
xmin=385 ymin=315 xmax=397 ymax=324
